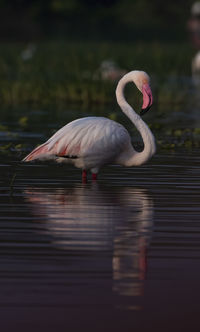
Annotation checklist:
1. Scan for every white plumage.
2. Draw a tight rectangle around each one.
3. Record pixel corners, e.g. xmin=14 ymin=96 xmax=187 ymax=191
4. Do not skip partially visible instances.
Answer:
xmin=192 ymin=51 xmax=200 ymax=86
xmin=23 ymin=70 xmax=156 ymax=180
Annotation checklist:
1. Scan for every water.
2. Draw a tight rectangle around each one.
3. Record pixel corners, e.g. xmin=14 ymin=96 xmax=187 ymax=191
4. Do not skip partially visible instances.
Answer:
xmin=0 ymin=96 xmax=200 ymax=331
xmin=0 ymin=150 xmax=200 ymax=331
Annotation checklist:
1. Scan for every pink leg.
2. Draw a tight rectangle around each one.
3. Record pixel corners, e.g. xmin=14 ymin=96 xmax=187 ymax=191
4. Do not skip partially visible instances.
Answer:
xmin=82 ymin=170 xmax=87 ymax=183
xmin=92 ymin=173 xmax=97 ymax=181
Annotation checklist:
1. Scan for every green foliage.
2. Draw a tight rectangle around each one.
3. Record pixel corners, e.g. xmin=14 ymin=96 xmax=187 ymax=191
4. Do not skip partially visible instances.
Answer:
xmin=0 ymin=41 xmax=194 ymax=107
xmin=0 ymin=41 xmax=199 ymax=154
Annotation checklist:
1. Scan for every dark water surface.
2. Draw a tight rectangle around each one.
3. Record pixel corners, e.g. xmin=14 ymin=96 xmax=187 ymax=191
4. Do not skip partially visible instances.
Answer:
xmin=0 ymin=151 xmax=200 ymax=331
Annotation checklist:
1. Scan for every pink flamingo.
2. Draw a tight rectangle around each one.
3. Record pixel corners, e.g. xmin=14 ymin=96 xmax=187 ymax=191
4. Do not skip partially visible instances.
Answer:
xmin=23 ymin=70 xmax=156 ymax=181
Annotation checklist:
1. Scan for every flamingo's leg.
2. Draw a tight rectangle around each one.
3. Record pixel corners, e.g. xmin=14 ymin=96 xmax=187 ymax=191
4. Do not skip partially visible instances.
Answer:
xmin=138 ymin=237 xmax=147 ymax=281
xmin=82 ymin=169 xmax=87 ymax=183
xmin=92 ymin=173 xmax=97 ymax=181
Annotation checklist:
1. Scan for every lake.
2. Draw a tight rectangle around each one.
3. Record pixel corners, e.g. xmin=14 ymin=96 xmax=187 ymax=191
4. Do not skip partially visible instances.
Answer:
xmin=0 ymin=145 xmax=200 ymax=331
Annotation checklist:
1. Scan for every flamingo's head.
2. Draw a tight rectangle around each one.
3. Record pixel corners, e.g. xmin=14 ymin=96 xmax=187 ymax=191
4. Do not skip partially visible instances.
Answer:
xmin=133 ymin=71 xmax=153 ymax=116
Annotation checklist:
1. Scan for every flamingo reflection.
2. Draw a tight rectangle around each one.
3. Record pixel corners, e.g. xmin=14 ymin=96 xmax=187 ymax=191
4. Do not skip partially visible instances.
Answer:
xmin=24 ymin=183 xmax=154 ymax=300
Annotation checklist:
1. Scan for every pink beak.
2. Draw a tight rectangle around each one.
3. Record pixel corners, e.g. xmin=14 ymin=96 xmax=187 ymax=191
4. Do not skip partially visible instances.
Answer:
xmin=141 ymin=83 xmax=153 ymax=115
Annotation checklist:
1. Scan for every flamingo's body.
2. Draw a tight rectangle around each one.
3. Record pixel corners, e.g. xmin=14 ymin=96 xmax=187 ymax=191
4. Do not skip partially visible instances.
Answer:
xmin=99 ymin=59 xmax=126 ymax=81
xmin=23 ymin=70 xmax=156 ymax=180
xmin=192 ymin=51 xmax=200 ymax=86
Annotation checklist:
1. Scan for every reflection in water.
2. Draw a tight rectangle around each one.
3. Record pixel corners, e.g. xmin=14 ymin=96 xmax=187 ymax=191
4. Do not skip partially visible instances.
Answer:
xmin=24 ymin=184 xmax=154 ymax=304
xmin=1 ymin=153 xmax=200 ymax=331
xmin=112 ymin=190 xmax=153 ymax=299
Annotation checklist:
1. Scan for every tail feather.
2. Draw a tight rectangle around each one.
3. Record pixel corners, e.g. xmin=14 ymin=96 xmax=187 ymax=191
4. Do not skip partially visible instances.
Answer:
xmin=23 ymin=143 xmax=49 ymax=161
xmin=23 ymin=137 xmax=81 ymax=162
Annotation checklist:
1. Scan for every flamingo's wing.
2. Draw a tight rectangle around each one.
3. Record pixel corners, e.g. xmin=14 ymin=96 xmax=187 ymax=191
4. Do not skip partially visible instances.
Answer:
xmin=23 ymin=142 xmax=50 ymax=161
xmin=23 ymin=118 xmax=91 ymax=161
xmin=23 ymin=117 xmax=130 ymax=162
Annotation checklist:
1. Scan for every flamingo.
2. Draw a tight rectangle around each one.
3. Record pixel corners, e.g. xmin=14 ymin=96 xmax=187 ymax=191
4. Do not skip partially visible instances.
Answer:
xmin=192 ymin=51 xmax=200 ymax=86
xmin=98 ymin=59 xmax=126 ymax=81
xmin=23 ymin=70 xmax=156 ymax=181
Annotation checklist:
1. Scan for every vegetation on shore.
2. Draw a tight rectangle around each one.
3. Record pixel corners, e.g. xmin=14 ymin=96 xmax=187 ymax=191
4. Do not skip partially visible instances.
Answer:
xmin=0 ymin=41 xmax=199 ymax=154
xmin=0 ymin=41 xmax=194 ymax=106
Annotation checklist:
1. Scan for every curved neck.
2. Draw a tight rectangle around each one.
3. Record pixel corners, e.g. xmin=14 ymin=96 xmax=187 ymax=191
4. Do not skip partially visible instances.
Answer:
xmin=116 ymin=73 xmax=156 ymax=166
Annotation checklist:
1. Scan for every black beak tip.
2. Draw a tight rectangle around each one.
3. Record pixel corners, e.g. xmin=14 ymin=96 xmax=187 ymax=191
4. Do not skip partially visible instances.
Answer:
xmin=140 ymin=105 xmax=151 ymax=116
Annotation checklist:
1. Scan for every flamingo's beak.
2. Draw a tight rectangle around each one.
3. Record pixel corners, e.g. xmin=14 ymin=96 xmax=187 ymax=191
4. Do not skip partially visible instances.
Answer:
xmin=140 ymin=83 xmax=153 ymax=116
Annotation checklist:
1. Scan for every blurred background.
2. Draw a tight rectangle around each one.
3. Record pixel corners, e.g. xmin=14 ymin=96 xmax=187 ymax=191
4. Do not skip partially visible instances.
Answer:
xmin=0 ymin=0 xmax=200 ymax=155
xmin=0 ymin=0 xmax=195 ymax=42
